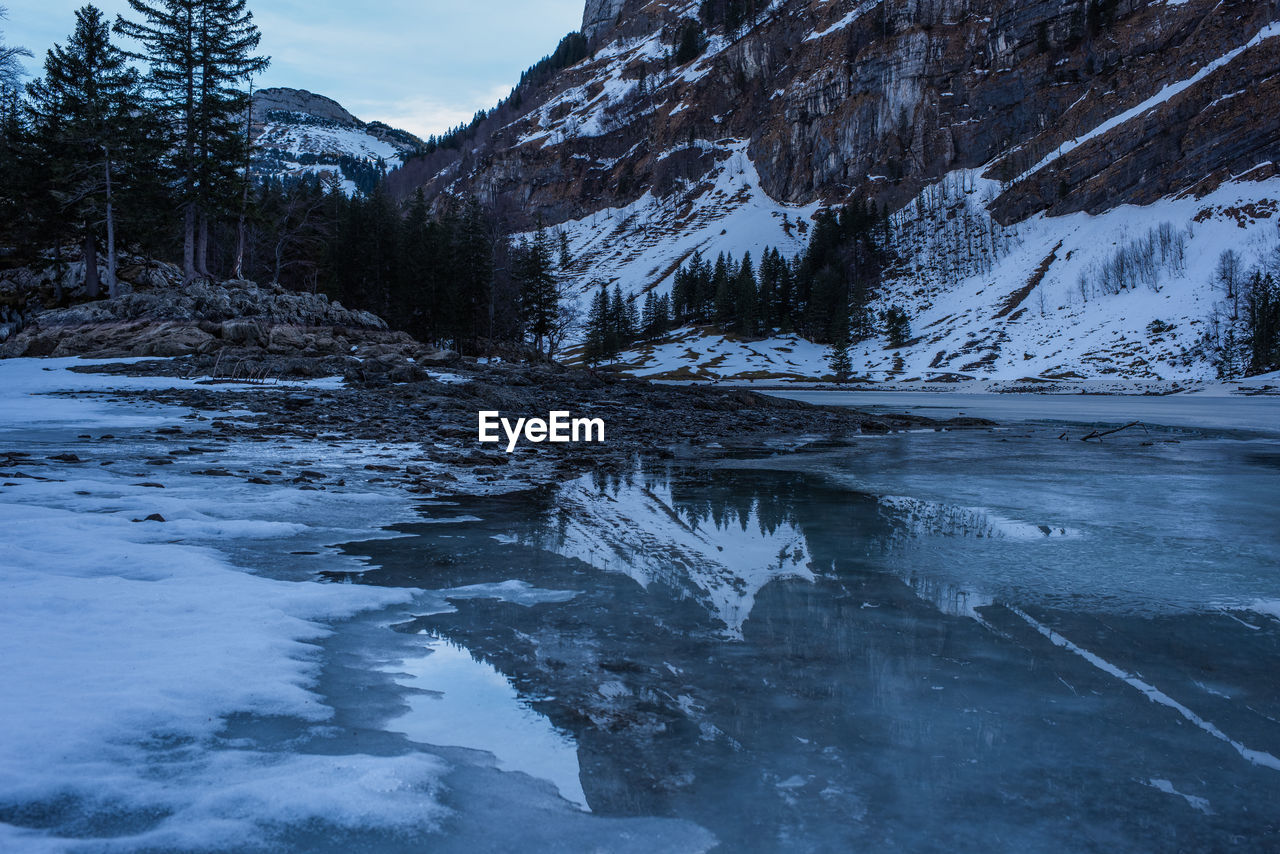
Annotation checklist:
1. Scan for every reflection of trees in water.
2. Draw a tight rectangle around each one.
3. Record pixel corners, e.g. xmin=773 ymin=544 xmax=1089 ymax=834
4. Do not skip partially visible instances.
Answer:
xmin=584 ymin=461 xmax=819 ymax=539
xmin=533 ymin=462 xmax=825 ymax=639
xmin=397 ymin=464 xmax=1271 ymax=853
xmin=569 ymin=461 xmax=999 ymax=620
xmin=575 ymin=460 xmax=900 ymax=575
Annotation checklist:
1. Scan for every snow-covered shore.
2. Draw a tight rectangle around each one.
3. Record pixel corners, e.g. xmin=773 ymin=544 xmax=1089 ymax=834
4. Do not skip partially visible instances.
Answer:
xmin=0 ymin=359 xmax=712 ymax=852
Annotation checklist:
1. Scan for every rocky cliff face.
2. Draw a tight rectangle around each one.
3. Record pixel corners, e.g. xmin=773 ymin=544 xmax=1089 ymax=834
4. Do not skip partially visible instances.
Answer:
xmin=393 ymin=0 xmax=1279 ymax=225
xmin=386 ymin=0 xmax=1280 ymax=382
xmin=251 ymin=87 xmax=359 ymax=126
xmin=582 ymin=0 xmax=628 ymax=41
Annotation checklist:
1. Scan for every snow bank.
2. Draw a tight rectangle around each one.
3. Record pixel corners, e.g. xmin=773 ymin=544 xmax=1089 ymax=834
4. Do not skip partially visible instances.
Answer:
xmin=0 ymin=361 xmax=449 ymax=850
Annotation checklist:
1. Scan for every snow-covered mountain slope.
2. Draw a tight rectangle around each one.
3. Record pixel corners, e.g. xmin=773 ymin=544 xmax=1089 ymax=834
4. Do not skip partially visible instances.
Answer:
xmin=553 ymin=139 xmax=818 ymax=297
xmin=597 ymin=170 xmax=1280 ymax=384
xmin=250 ymin=87 xmax=422 ymax=196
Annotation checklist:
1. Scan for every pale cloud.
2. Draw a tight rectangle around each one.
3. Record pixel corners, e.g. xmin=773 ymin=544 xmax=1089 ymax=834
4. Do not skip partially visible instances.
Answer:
xmin=358 ymin=85 xmax=514 ymax=141
xmin=3 ymin=0 xmax=583 ymax=136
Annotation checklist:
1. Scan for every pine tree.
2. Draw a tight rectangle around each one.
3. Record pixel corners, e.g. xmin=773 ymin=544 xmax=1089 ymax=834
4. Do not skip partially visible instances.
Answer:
xmin=883 ymin=305 xmax=912 ymax=348
xmin=734 ymin=251 xmax=757 ymax=336
xmin=1244 ymin=271 xmax=1280 ymax=374
xmin=671 ymin=264 xmax=691 ymax=320
xmin=451 ymin=198 xmax=493 ymax=351
xmin=395 ymin=189 xmax=434 ymax=339
xmin=0 ymin=71 xmax=43 ymax=257
xmin=516 ymin=224 xmax=558 ymax=357
xmin=115 ymin=0 xmax=268 ymax=283
xmin=713 ymin=252 xmax=733 ymax=326
xmin=655 ymin=293 xmax=671 ymax=335
xmin=673 ymin=20 xmax=704 ymax=64
xmin=585 ymin=284 xmax=610 ymax=364
xmin=827 ymin=334 xmax=852 ymax=382
xmin=698 ymin=253 xmax=716 ymax=320
xmin=609 ymin=284 xmax=629 ymax=355
xmin=625 ymin=291 xmax=640 ymax=342
xmin=193 ymin=0 xmax=268 ymax=275
xmin=27 ymin=5 xmax=151 ymax=297
xmin=642 ymin=291 xmax=658 ymax=339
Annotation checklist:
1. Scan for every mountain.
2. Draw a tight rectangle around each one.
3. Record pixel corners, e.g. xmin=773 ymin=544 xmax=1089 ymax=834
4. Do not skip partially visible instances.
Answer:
xmin=250 ymin=87 xmax=423 ymax=195
xmin=387 ymin=0 xmax=1280 ymax=384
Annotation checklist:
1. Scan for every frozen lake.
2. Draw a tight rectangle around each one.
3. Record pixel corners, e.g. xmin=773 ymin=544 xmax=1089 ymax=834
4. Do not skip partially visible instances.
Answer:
xmin=764 ymin=388 xmax=1280 ymax=436
xmin=3 ymin=363 xmax=1277 ymax=851
xmin=348 ymin=403 xmax=1280 ymax=851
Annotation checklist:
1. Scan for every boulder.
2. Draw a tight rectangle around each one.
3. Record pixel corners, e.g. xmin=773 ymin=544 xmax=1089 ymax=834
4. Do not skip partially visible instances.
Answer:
xmin=142 ymin=326 xmax=215 ymax=357
xmin=219 ymin=319 xmax=267 ymax=346
xmin=267 ymin=325 xmax=309 ymax=353
xmin=416 ymin=348 xmax=461 ymax=367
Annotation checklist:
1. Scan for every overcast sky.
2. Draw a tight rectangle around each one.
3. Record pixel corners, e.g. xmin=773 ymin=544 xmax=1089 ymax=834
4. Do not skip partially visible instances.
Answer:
xmin=1 ymin=0 xmax=585 ymax=138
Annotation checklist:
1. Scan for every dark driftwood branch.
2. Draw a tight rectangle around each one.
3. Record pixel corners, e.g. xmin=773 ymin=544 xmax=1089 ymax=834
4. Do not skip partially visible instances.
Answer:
xmin=1081 ymin=421 xmax=1144 ymax=442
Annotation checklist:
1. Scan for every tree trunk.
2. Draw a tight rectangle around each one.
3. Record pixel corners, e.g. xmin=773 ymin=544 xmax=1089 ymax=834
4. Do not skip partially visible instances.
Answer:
xmin=234 ymin=81 xmax=254 ymax=280
xmin=53 ymin=243 xmax=64 ymax=304
xmin=103 ymin=151 xmax=118 ymax=298
xmin=183 ymin=204 xmax=196 ymax=284
xmin=234 ymin=214 xmax=246 ymax=280
xmin=196 ymin=211 xmax=210 ymax=278
xmin=83 ymin=229 xmax=100 ymax=299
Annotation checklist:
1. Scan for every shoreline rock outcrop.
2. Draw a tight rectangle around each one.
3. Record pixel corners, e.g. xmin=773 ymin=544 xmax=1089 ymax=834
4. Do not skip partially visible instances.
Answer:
xmin=0 ymin=260 xmax=416 ymax=362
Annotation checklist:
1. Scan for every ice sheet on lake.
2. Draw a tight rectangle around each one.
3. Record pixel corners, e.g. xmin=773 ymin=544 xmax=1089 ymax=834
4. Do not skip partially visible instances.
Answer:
xmin=1144 ymin=778 xmax=1213 ymax=815
xmin=439 ymin=580 xmax=580 ymax=607
xmin=1010 ymin=606 xmax=1280 ymax=772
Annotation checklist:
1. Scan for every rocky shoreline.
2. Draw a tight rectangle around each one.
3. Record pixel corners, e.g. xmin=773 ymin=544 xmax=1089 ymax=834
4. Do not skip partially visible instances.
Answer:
xmin=3 ymin=271 xmax=994 ymax=498
xmin=65 ymin=356 xmax=994 ymax=498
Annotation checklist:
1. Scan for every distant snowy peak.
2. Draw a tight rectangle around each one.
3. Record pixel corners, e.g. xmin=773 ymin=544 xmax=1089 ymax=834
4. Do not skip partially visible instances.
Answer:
xmin=249 ymin=87 xmax=423 ymax=196
xmin=251 ymin=87 xmax=359 ymax=126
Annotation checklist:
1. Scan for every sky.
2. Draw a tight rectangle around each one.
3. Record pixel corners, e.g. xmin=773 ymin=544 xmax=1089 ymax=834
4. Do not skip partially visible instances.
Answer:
xmin=0 ymin=0 xmax=585 ymax=139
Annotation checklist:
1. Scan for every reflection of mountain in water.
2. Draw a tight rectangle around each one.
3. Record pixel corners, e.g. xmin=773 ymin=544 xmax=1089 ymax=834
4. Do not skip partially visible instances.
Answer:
xmin=528 ymin=467 xmax=813 ymax=638
xmin=521 ymin=466 xmax=1076 ymax=628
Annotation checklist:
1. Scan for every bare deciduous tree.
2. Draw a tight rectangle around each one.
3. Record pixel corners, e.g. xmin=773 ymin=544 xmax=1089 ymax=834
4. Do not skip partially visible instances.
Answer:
xmin=0 ymin=6 xmax=31 ymax=92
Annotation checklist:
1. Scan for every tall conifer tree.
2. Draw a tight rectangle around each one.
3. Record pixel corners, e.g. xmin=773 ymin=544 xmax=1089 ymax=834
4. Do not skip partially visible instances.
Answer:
xmin=27 ymin=5 xmax=149 ymax=297
xmin=115 ymin=0 xmax=267 ymax=283
xmin=0 ymin=5 xmax=30 ymax=92
xmin=516 ymin=225 xmax=558 ymax=357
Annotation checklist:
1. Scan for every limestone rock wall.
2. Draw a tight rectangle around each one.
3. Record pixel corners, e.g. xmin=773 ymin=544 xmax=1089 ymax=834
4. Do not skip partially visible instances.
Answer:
xmin=389 ymin=0 xmax=1280 ymax=230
